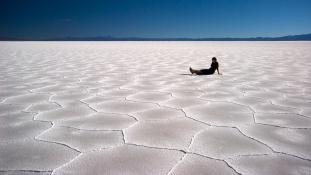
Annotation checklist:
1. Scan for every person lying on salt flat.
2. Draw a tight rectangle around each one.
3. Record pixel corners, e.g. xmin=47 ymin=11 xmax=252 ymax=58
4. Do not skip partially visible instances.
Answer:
xmin=190 ymin=57 xmax=222 ymax=75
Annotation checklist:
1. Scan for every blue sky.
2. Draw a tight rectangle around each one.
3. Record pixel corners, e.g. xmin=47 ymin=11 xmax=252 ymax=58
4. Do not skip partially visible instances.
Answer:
xmin=0 ymin=0 xmax=310 ymax=39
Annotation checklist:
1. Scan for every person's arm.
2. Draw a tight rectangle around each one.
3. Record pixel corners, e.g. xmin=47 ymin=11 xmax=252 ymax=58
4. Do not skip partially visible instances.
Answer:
xmin=217 ymin=63 xmax=222 ymax=75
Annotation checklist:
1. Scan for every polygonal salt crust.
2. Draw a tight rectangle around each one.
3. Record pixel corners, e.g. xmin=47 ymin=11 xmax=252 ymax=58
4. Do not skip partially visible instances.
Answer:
xmin=90 ymin=100 xmax=158 ymax=114
xmin=169 ymin=154 xmax=238 ymax=175
xmin=0 ymin=171 xmax=51 ymax=175
xmin=85 ymin=87 xmax=102 ymax=93
xmin=0 ymin=90 xmax=30 ymax=99
xmin=263 ymin=75 xmax=298 ymax=82
xmin=265 ymin=86 xmax=303 ymax=95
xmin=39 ymin=76 xmax=62 ymax=82
xmin=0 ymin=112 xmax=36 ymax=126
xmin=24 ymin=103 xmax=61 ymax=113
xmin=100 ymin=79 xmax=133 ymax=86
xmin=52 ymin=89 xmax=88 ymax=95
xmin=52 ymin=100 xmax=87 ymax=108
xmin=0 ymin=121 xmax=51 ymax=142
xmin=199 ymin=90 xmax=243 ymax=101
xmin=231 ymin=85 xmax=263 ymax=93
xmin=42 ymin=79 xmax=76 ymax=85
xmin=287 ymin=81 xmax=311 ymax=88
xmin=26 ymin=81 xmax=56 ymax=88
xmin=228 ymin=97 xmax=270 ymax=106
xmin=227 ymin=153 xmax=311 ymax=175
xmin=0 ymin=85 xmax=29 ymax=91
xmin=30 ymin=84 xmax=86 ymax=94
xmin=189 ymin=127 xmax=272 ymax=159
xmin=3 ymin=94 xmax=51 ymax=105
xmin=0 ymin=104 xmax=29 ymax=114
xmin=120 ymin=85 xmax=162 ymax=92
xmin=171 ymin=92 xmax=203 ymax=98
xmin=70 ymin=81 xmax=102 ymax=88
xmin=34 ymin=106 xmax=95 ymax=121
xmin=134 ymin=80 xmax=164 ymax=86
xmin=255 ymin=113 xmax=311 ymax=128
xmin=251 ymin=104 xmax=300 ymax=113
xmin=270 ymin=99 xmax=311 ymax=109
xmin=174 ymin=81 xmax=209 ymax=89
xmin=0 ymin=139 xmax=79 ymax=171
xmin=81 ymin=96 xmax=123 ymax=104
xmin=136 ymin=73 xmax=163 ymax=79
xmin=54 ymin=113 xmax=136 ymax=130
xmin=233 ymin=76 xmax=261 ymax=82
xmin=160 ymin=80 xmax=182 ymax=87
xmin=238 ymin=124 xmax=311 ymax=160
xmin=159 ymin=98 xmax=208 ymax=109
xmin=300 ymin=109 xmax=311 ymax=118
xmin=124 ymin=118 xmax=207 ymax=150
xmin=303 ymin=87 xmax=311 ymax=96
xmin=2 ymin=41 xmax=311 ymax=173
xmin=78 ymin=76 xmax=106 ymax=82
xmin=248 ymin=81 xmax=285 ymax=89
xmin=49 ymin=93 xmax=95 ymax=102
xmin=103 ymin=76 xmax=134 ymax=81
xmin=206 ymin=82 xmax=237 ymax=90
xmin=36 ymin=126 xmax=123 ymax=152
xmin=160 ymin=87 xmax=200 ymax=94
xmin=132 ymin=107 xmax=185 ymax=120
xmin=0 ymin=79 xmax=35 ymax=86
xmin=127 ymin=92 xmax=172 ymax=103
xmin=284 ymin=94 xmax=311 ymax=102
xmin=215 ymin=81 xmax=242 ymax=88
xmin=52 ymin=145 xmax=184 ymax=175
xmin=245 ymin=91 xmax=284 ymax=100
xmin=183 ymin=102 xmax=254 ymax=126
xmin=98 ymin=89 xmax=137 ymax=98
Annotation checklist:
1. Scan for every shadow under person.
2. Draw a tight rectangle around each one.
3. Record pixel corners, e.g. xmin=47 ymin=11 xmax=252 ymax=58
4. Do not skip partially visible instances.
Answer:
xmin=189 ymin=57 xmax=222 ymax=75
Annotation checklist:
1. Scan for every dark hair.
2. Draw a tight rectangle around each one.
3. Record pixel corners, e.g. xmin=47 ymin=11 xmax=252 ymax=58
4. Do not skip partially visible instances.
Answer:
xmin=212 ymin=57 xmax=217 ymax=61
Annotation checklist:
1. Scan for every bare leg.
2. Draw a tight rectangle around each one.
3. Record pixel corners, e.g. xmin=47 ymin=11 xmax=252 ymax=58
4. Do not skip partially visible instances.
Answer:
xmin=189 ymin=67 xmax=193 ymax=74
xmin=189 ymin=67 xmax=201 ymax=74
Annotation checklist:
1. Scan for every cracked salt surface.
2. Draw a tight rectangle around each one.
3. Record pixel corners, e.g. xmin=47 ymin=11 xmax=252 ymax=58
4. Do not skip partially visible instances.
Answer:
xmin=1 ymin=41 xmax=311 ymax=174
xmin=36 ymin=126 xmax=123 ymax=152
xmin=188 ymin=127 xmax=272 ymax=159
xmin=52 ymin=145 xmax=184 ymax=175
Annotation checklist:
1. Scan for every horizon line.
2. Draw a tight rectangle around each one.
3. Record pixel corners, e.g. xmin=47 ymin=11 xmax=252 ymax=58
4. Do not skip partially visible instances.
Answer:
xmin=1 ymin=32 xmax=311 ymax=41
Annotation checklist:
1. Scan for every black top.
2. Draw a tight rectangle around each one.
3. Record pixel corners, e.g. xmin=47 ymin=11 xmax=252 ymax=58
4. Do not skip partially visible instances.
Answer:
xmin=210 ymin=62 xmax=218 ymax=72
xmin=200 ymin=62 xmax=219 ymax=75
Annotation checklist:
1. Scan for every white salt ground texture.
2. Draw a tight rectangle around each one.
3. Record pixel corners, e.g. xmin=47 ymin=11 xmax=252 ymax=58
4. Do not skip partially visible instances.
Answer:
xmin=0 ymin=41 xmax=311 ymax=175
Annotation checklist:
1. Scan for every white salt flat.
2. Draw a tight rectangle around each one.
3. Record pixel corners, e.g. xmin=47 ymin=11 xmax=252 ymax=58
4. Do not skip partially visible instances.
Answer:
xmin=1 ymin=41 xmax=311 ymax=174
